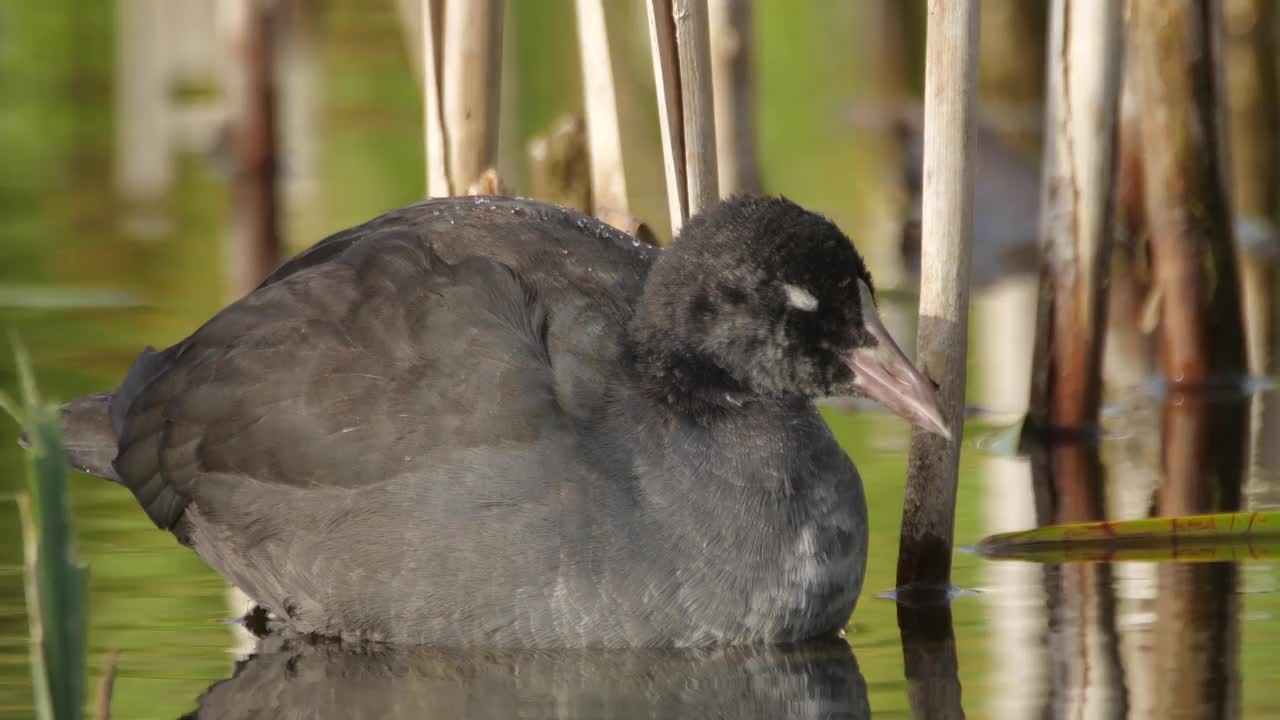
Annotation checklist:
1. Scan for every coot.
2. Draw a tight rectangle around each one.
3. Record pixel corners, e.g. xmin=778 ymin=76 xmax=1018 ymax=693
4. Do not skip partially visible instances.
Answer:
xmin=53 ymin=195 xmax=947 ymax=647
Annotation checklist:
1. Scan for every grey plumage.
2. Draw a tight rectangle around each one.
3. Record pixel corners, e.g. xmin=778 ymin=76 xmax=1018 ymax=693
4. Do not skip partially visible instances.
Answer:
xmin=53 ymin=196 xmax=878 ymax=647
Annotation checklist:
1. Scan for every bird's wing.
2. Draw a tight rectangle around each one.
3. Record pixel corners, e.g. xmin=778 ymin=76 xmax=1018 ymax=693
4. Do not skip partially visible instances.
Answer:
xmin=112 ymin=227 xmax=564 ymax=532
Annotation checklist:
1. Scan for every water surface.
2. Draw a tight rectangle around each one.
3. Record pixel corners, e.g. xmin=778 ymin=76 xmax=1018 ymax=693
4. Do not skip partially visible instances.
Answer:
xmin=2 ymin=2 xmax=1279 ymax=718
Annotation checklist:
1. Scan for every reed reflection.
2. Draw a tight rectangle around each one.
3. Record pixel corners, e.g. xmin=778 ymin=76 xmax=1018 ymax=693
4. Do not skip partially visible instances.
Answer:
xmin=1028 ymin=437 xmax=1128 ymax=719
xmin=1016 ymin=388 xmax=1253 ymax=719
xmin=897 ymin=602 xmax=966 ymax=720
xmin=1149 ymin=391 xmax=1248 ymax=720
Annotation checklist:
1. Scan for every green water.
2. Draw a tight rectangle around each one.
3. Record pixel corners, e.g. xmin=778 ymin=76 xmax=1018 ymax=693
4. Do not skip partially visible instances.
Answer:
xmin=2 ymin=2 xmax=1279 ymax=718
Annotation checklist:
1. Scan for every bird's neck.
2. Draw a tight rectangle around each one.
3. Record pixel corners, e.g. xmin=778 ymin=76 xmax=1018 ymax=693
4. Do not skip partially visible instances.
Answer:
xmin=627 ymin=339 xmax=756 ymax=418
xmin=624 ymin=307 xmax=747 ymax=418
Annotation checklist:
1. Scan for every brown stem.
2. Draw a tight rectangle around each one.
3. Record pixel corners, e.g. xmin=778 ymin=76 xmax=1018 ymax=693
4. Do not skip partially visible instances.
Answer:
xmin=231 ymin=0 xmax=282 ymax=298
xmin=708 ymin=0 xmax=759 ymax=195
xmin=1028 ymin=0 xmax=1124 ymax=434
xmin=1131 ymin=0 xmax=1247 ymax=385
xmin=1224 ymin=0 xmax=1279 ymax=376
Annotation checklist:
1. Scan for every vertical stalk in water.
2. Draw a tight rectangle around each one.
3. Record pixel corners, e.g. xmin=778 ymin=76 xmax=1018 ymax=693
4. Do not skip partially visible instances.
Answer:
xmin=1026 ymin=0 xmax=1124 ymax=435
xmin=1131 ymin=0 xmax=1246 ymax=385
xmin=442 ymin=0 xmax=504 ymax=195
xmin=646 ymin=0 xmax=688 ymax=235
xmin=1105 ymin=59 xmax=1159 ymax=388
xmin=416 ymin=0 xmax=450 ymax=197
xmin=672 ymin=0 xmax=718 ymax=216
xmin=1222 ymin=0 xmax=1280 ymax=496
xmin=646 ymin=0 xmax=720 ymax=235
xmin=708 ymin=0 xmax=759 ymax=196
xmin=1223 ymin=0 xmax=1279 ymax=377
xmin=896 ymin=0 xmax=980 ymax=594
xmin=230 ymin=0 xmax=282 ymax=298
xmin=574 ymin=0 xmax=630 ymax=220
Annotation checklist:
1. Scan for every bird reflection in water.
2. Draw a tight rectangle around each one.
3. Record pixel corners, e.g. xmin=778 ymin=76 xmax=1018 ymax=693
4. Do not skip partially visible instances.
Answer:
xmin=180 ymin=635 xmax=870 ymax=719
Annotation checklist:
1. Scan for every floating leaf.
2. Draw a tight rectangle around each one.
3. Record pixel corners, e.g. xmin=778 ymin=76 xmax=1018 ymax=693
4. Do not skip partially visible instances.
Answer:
xmin=974 ymin=511 xmax=1280 ymax=564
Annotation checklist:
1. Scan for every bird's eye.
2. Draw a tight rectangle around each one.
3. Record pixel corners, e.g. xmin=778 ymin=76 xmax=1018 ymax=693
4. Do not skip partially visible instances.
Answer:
xmin=783 ymin=284 xmax=819 ymax=312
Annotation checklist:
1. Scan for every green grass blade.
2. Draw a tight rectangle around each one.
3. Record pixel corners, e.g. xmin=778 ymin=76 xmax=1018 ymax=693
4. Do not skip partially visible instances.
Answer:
xmin=0 ymin=285 xmax=143 ymax=310
xmin=7 ymin=340 xmax=88 ymax=720
xmin=17 ymin=495 xmax=54 ymax=720
xmin=13 ymin=335 xmax=40 ymax=409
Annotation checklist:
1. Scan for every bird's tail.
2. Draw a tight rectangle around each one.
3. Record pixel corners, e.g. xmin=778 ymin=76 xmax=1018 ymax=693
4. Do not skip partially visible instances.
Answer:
xmin=18 ymin=391 xmax=122 ymax=482
xmin=17 ymin=346 xmax=171 ymax=484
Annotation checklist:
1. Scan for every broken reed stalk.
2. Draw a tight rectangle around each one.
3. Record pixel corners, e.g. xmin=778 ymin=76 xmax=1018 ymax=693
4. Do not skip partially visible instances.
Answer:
xmin=95 ymin=652 xmax=119 ymax=720
xmin=419 ymin=0 xmax=449 ymax=197
xmin=1026 ymin=0 xmax=1124 ymax=435
xmin=1224 ymin=0 xmax=1279 ymax=376
xmin=708 ymin=0 xmax=760 ymax=196
xmin=527 ymin=114 xmax=592 ymax=213
xmin=526 ymin=114 xmax=654 ymax=242
xmin=574 ymin=0 xmax=629 ymax=219
xmin=895 ymin=0 xmax=980 ymax=594
xmin=231 ymin=0 xmax=282 ymax=298
xmin=646 ymin=0 xmax=689 ymax=234
xmin=672 ymin=0 xmax=719 ymax=215
xmin=441 ymin=0 xmax=504 ymax=195
xmin=1131 ymin=0 xmax=1246 ymax=385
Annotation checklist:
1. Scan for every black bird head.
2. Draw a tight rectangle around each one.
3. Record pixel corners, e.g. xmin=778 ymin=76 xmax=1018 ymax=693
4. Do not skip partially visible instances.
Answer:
xmin=632 ymin=195 xmax=949 ymax=438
